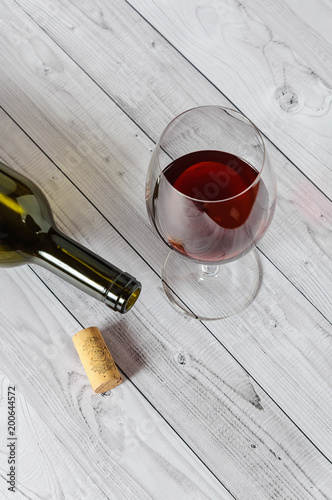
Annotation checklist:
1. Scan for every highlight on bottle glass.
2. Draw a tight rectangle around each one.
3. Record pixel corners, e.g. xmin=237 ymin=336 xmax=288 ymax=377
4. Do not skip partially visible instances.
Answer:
xmin=0 ymin=161 xmax=141 ymax=314
xmin=146 ymin=105 xmax=277 ymax=320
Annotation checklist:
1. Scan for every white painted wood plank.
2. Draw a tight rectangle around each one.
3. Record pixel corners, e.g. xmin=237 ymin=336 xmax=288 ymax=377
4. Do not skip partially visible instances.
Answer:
xmin=5 ymin=0 xmax=332 ymax=322
xmin=0 ymin=0 xmax=331 ymax=461
xmin=125 ymin=0 xmax=332 ymax=199
xmin=0 ymin=373 xmax=109 ymax=500
xmin=0 ymin=1 xmax=332 ymax=498
xmin=0 ymin=268 xmax=228 ymax=500
xmin=1 ymin=112 xmax=331 ymax=498
xmin=247 ymin=0 xmax=332 ymax=82
xmin=2 ymin=260 xmax=332 ymax=499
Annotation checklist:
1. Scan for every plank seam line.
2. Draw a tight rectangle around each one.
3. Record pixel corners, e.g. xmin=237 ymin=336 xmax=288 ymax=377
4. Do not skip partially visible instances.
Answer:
xmin=29 ymin=267 xmax=237 ymax=499
xmin=0 ymin=105 xmax=155 ymax=276
xmin=2 ymin=97 xmax=330 ymax=327
xmin=3 ymin=2 xmax=332 ymax=468
xmin=12 ymin=0 xmax=331 ymax=204
xmin=2 ymin=87 xmax=332 ymax=469
xmin=1 ymin=98 xmax=331 ymax=470
xmin=124 ymin=0 xmax=332 ymax=204
xmin=3 ymin=2 xmax=331 ymax=325
xmin=29 ymin=259 xmax=332 ymax=478
xmin=1 ymin=100 xmax=235 ymax=494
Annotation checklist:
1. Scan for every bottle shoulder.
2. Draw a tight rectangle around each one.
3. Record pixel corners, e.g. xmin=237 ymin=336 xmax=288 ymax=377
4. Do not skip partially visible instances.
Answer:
xmin=0 ymin=162 xmax=56 ymax=266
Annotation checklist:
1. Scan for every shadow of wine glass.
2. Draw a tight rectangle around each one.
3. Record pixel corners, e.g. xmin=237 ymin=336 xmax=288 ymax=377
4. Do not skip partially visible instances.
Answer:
xmin=161 ymin=247 xmax=264 ymax=321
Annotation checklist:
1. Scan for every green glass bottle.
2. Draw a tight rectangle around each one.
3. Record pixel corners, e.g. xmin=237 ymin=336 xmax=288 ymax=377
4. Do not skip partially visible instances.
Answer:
xmin=0 ymin=162 xmax=141 ymax=313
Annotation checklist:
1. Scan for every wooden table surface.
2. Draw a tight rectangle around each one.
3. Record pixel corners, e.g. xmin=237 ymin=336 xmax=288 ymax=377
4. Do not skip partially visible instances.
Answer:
xmin=0 ymin=0 xmax=331 ymax=498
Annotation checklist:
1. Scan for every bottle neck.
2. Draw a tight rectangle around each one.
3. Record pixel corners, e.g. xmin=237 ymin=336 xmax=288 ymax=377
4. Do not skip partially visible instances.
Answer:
xmin=32 ymin=228 xmax=141 ymax=313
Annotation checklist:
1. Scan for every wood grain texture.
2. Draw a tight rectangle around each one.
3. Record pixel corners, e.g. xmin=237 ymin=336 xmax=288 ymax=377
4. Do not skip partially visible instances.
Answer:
xmin=5 ymin=0 xmax=332 ymax=321
xmin=247 ymin=0 xmax=332 ymax=82
xmin=0 ymin=0 xmax=331 ymax=498
xmin=0 ymin=0 xmax=330 ymax=447
xmin=126 ymin=0 xmax=332 ymax=199
xmin=1 ymin=91 xmax=332 ymax=498
xmin=0 ymin=268 xmax=226 ymax=500
xmin=0 ymin=373 xmax=109 ymax=500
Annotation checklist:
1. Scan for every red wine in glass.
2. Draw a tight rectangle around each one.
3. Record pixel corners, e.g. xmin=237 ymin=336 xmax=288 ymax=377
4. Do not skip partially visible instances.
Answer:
xmin=146 ymin=106 xmax=277 ymax=319
xmin=154 ymin=150 xmax=269 ymax=263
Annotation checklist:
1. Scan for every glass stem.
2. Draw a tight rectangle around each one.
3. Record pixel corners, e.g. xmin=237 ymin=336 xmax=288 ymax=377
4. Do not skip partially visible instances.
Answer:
xmin=201 ymin=264 xmax=219 ymax=277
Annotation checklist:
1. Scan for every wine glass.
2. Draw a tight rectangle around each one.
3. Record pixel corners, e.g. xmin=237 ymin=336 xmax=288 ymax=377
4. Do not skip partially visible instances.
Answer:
xmin=146 ymin=106 xmax=277 ymax=320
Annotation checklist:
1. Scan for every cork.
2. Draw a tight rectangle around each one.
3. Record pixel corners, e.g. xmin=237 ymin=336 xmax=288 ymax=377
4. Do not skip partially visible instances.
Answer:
xmin=72 ymin=327 xmax=122 ymax=393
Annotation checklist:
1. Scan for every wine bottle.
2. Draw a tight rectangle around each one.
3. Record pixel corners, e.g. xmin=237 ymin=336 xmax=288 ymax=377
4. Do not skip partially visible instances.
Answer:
xmin=0 ymin=162 xmax=141 ymax=313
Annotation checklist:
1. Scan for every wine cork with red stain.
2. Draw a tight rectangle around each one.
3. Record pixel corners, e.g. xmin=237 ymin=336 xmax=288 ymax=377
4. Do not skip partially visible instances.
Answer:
xmin=72 ymin=327 xmax=122 ymax=393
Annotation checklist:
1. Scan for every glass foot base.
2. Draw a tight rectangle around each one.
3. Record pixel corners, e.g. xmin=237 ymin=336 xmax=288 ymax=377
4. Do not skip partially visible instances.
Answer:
xmin=161 ymin=249 xmax=262 ymax=320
